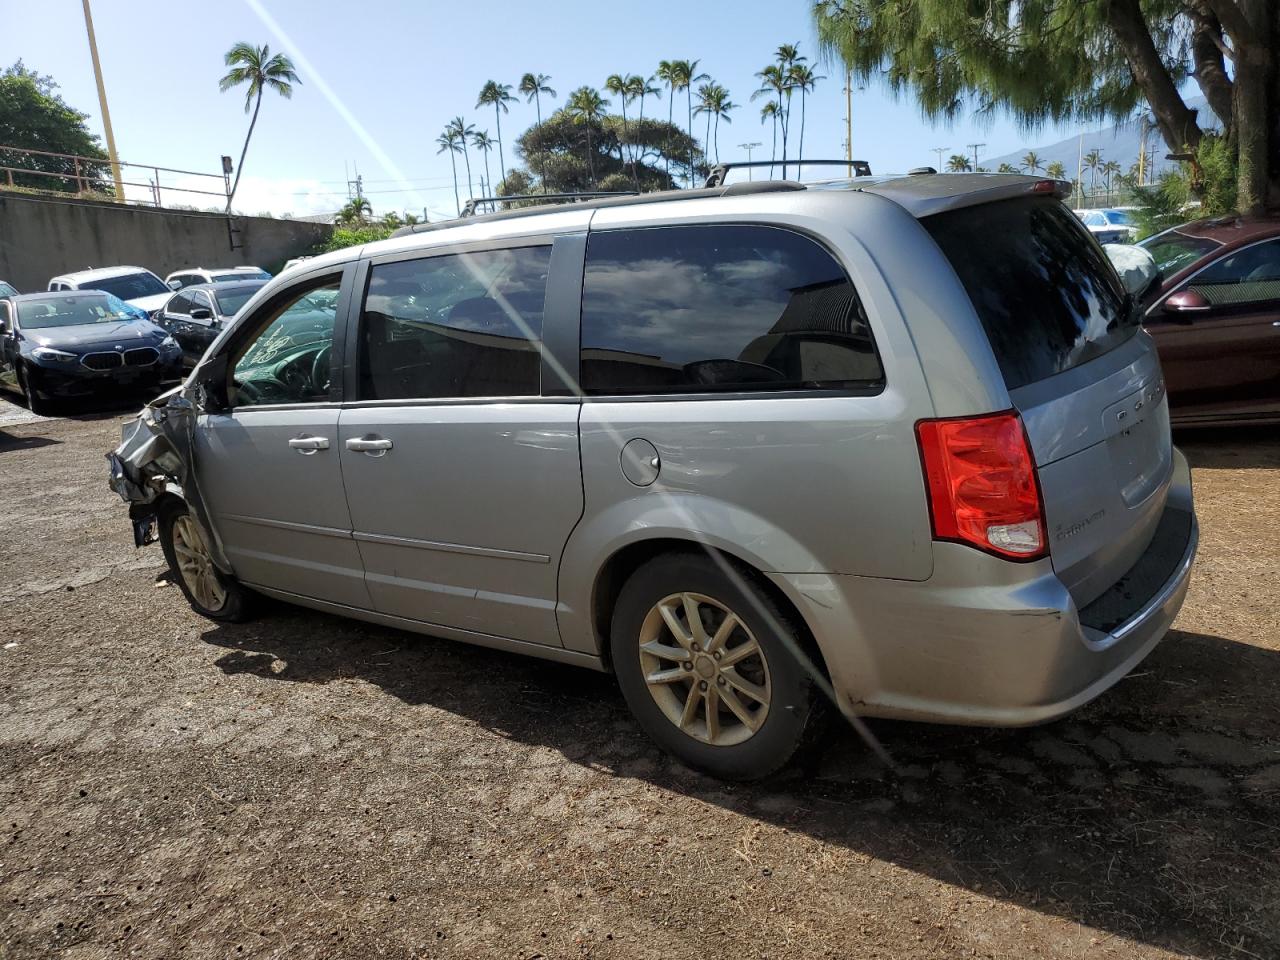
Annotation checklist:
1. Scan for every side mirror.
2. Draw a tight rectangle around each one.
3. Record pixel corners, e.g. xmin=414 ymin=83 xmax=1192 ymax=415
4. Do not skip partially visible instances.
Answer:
xmin=1163 ymin=289 xmax=1211 ymax=321
xmin=192 ymin=355 xmax=230 ymax=413
xmin=190 ymin=308 xmax=213 ymax=321
xmin=1104 ymin=243 xmax=1159 ymax=299
xmin=167 ymin=279 xmax=182 ymax=291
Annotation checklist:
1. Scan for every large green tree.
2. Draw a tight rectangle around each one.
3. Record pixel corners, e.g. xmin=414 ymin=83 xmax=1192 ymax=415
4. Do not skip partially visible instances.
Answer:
xmin=512 ymin=108 xmax=702 ymax=194
xmin=0 ymin=62 xmax=112 ymax=194
xmin=812 ymin=0 xmax=1278 ymax=213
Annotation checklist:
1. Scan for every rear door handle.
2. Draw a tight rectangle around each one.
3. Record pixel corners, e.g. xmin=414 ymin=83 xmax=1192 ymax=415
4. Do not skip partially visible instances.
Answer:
xmin=288 ymin=435 xmax=330 ymax=454
xmin=346 ymin=436 xmax=394 ymax=455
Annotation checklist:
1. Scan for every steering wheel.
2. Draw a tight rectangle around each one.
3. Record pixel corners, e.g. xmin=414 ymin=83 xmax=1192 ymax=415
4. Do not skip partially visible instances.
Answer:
xmin=311 ymin=344 xmax=333 ymax=395
xmin=234 ymin=378 xmax=263 ymax=404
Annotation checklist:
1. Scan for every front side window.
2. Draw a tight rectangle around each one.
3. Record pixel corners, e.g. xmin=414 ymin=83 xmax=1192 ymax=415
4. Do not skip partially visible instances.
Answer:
xmin=232 ymin=279 xmax=340 ymax=407
xmin=1185 ymin=238 xmax=1280 ymax=308
xmin=359 ymin=246 xmax=550 ymax=400
xmin=166 ymin=293 xmax=192 ymax=316
xmin=579 ymin=224 xmax=882 ymax=395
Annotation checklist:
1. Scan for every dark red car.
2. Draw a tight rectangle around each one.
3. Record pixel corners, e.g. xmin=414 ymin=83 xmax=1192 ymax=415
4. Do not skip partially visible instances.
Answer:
xmin=1139 ymin=215 xmax=1280 ymax=426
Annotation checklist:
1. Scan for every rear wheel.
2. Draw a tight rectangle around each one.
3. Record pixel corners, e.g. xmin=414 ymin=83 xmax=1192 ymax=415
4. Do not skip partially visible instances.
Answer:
xmin=158 ymin=501 xmax=251 ymax=622
xmin=611 ymin=553 xmax=822 ymax=780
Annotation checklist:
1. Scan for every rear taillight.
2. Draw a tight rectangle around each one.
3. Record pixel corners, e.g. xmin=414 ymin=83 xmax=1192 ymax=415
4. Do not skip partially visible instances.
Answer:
xmin=916 ymin=411 xmax=1047 ymax=562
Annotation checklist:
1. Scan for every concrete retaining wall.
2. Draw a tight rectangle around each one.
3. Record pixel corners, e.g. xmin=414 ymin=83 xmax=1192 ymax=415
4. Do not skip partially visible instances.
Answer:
xmin=0 ymin=192 xmax=333 ymax=292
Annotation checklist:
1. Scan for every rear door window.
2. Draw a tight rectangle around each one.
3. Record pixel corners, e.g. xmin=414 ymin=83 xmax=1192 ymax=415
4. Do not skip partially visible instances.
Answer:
xmin=358 ymin=246 xmax=550 ymax=400
xmin=579 ymin=224 xmax=882 ymax=395
xmin=925 ymin=197 xmax=1136 ymax=390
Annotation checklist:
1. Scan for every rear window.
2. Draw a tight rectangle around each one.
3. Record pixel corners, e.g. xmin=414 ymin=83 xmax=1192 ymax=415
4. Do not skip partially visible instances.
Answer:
xmin=925 ymin=197 xmax=1138 ymax=390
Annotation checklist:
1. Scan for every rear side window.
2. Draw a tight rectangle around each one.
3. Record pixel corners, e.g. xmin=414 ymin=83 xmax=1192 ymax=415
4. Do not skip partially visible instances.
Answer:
xmin=359 ymin=246 xmax=550 ymax=400
xmin=579 ymin=224 xmax=882 ymax=395
xmin=1186 ymin=237 xmax=1280 ymax=307
xmin=926 ymin=198 xmax=1136 ymax=390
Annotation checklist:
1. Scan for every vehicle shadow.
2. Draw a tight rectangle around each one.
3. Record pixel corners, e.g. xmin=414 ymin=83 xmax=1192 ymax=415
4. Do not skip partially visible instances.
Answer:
xmin=198 ymin=610 xmax=1280 ymax=958
xmin=1176 ymin=424 xmax=1280 ymax=469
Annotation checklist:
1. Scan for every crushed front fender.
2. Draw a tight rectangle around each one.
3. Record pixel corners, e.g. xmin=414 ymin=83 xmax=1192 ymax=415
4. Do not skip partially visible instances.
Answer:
xmin=106 ymin=385 xmax=233 ymax=573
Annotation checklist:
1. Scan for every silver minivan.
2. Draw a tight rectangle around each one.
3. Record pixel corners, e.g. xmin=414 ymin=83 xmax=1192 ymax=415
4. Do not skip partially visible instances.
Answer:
xmin=110 ymin=173 xmax=1197 ymax=779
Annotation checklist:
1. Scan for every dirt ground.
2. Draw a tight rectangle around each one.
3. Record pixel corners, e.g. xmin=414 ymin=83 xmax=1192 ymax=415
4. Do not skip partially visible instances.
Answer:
xmin=1 ymin=395 xmax=1277 ymax=960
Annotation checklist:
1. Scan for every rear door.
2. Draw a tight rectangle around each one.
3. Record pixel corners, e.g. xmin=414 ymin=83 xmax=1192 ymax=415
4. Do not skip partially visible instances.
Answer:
xmin=1146 ymin=236 xmax=1280 ymax=422
xmin=925 ymin=197 xmax=1172 ymax=605
xmin=193 ymin=267 xmax=369 ymax=607
xmin=337 ymin=237 xmax=584 ymax=647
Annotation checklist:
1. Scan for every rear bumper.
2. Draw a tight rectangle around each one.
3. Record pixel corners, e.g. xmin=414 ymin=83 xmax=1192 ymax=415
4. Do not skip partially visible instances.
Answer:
xmin=771 ymin=447 xmax=1197 ymax=726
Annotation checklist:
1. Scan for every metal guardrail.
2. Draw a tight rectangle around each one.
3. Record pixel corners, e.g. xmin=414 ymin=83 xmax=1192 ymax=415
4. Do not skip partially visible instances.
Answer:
xmin=0 ymin=144 xmax=230 ymax=209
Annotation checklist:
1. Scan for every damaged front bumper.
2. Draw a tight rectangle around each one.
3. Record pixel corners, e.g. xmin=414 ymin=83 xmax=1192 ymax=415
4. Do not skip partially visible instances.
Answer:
xmin=106 ymin=385 xmax=232 ymax=573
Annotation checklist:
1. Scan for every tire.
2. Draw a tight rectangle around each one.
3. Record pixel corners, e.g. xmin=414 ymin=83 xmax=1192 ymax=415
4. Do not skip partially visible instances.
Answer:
xmin=158 ymin=500 xmax=252 ymax=622
xmin=611 ymin=552 xmax=823 ymax=781
xmin=17 ymin=363 xmax=49 ymax=416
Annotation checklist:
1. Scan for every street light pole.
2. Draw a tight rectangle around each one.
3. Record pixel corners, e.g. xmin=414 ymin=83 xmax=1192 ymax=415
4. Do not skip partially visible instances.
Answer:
xmin=80 ymin=0 xmax=124 ymax=201
xmin=738 ymin=142 xmax=762 ymax=179
xmin=933 ymin=146 xmax=949 ymax=171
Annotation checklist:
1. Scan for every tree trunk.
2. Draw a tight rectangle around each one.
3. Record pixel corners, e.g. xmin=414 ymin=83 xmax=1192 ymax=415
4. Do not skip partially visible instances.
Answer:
xmin=495 ymin=107 xmax=507 ymax=193
xmin=770 ymin=114 xmax=777 ymax=178
xmin=1189 ymin=3 xmax=1235 ymax=139
xmin=534 ymin=93 xmax=545 ymax=191
xmin=483 ymin=153 xmax=493 ymax=202
xmin=448 ymin=150 xmax=459 ymax=215
xmin=1100 ymin=0 xmax=1203 ymax=154
xmin=798 ymin=89 xmax=806 ymax=178
xmin=1213 ymin=0 xmax=1278 ymax=213
xmin=462 ymin=143 xmax=474 ymax=201
xmin=227 ymin=89 xmax=263 ymax=210
xmin=687 ymin=92 xmax=695 ymax=187
xmin=666 ymin=87 xmax=674 ymax=184
xmin=636 ymin=94 xmax=646 ymax=189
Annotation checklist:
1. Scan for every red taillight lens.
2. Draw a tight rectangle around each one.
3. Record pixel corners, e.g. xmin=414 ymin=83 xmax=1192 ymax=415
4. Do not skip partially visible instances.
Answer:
xmin=916 ymin=411 xmax=1047 ymax=562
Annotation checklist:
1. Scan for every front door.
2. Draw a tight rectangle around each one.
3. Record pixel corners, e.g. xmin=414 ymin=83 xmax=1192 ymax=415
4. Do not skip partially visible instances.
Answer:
xmin=0 ymin=302 xmax=16 ymax=392
xmin=1148 ymin=236 xmax=1280 ymax=422
xmin=338 ymin=242 xmax=583 ymax=647
xmin=194 ymin=269 xmax=370 ymax=608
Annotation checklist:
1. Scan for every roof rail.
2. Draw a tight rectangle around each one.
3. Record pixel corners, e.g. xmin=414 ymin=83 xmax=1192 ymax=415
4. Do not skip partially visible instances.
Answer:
xmin=461 ymin=190 xmax=638 ymax=218
xmin=704 ymin=159 xmax=872 ymax=188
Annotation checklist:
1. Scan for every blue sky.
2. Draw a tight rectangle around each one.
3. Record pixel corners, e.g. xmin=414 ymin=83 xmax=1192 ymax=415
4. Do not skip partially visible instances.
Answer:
xmin=8 ymin=0 xmax=1098 ymax=219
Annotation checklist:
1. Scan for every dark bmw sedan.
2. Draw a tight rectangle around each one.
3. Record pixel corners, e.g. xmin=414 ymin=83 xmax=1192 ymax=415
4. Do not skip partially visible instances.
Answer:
xmin=1140 ymin=214 xmax=1280 ymax=426
xmin=156 ymin=279 xmax=266 ymax=364
xmin=0 ymin=291 xmax=184 ymax=413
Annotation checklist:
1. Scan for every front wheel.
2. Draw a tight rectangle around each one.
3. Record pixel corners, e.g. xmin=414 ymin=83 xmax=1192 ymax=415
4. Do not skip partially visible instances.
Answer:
xmin=158 ymin=501 xmax=252 ymax=622
xmin=611 ymin=553 xmax=823 ymax=781
xmin=17 ymin=363 xmax=49 ymax=416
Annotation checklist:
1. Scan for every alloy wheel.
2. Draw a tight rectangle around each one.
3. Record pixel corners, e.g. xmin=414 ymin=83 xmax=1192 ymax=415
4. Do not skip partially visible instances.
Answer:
xmin=171 ymin=514 xmax=226 ymax=612
xmin=638 ymin=591 xmax=771 ymax=747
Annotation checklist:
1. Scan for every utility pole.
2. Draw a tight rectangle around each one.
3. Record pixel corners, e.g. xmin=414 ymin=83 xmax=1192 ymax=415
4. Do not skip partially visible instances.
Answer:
xmin=80 ymin=0 xmax=124 ymax=200
xmin=967 ymin=142 xmax=986 ymax=171
xmin=738 ymin=142 xmax=762 ymax=179
xmin=933 ymin=146 xmax=949 ymax=171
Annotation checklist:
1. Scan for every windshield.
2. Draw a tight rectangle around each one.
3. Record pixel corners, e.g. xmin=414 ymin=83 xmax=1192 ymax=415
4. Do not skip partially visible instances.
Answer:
xmin=18 ymin=295 xmax=136 ymax=329
xmin=0 ymin=281 xmax=17 ymax=298
xmin=81 ymin=272 xmax=168 ymax=300
xmin=925 ymin=197 xmax=1137 ymax=390
xmin=213 ymin=289 xmax=259 ymax=316
xmin=1140 ymin=231 xmax=1222 ymax=277
xmin=1104 ymin=210 xmax=1134 ymax=226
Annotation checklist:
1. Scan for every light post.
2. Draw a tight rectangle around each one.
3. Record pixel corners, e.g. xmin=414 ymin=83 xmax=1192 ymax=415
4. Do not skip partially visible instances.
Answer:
xmin=80 ymin=0 xmax=124 ymax=200
xmin=933 ymin=146 xmax=949 ymax=171
xmin=739 ymin=142 xmax=762 ymax=179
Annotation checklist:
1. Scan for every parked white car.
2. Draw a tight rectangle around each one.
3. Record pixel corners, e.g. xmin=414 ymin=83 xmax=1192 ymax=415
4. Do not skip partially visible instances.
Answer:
xmin=165 ymin=266 xmax=272 ymax=291
xmin=48 ymin=266 xmax=172 ymax=317
xmin=1073 ymin=208 xmax=1140 ymax=244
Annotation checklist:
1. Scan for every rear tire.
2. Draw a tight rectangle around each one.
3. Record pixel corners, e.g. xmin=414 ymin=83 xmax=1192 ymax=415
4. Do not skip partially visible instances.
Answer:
xmin=158 ymin=500 xmax=252 ymax=622
xmin=610 ymin=552 xmax=822 ymax=781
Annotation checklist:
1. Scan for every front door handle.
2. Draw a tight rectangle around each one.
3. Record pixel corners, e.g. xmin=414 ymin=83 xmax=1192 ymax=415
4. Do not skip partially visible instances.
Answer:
xmin=346 ymin=436 xmax=394 ymax=456
xmin=288 ymin=435 xmax=330 ymax=454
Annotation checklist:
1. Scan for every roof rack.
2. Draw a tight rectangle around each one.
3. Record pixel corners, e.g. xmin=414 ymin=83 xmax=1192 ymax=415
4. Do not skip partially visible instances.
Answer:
xmin=704 ymin=159 xmax=872 ymax=188
xmin=461 ymin=191 xmax=637 ymax=217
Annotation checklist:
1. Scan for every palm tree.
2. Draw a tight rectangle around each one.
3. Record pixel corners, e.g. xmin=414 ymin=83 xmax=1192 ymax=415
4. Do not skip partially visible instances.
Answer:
xmin=218 ymin=42 xmax=300 ymax=210
xmin=436 ymin=128 xmax=462 ymax=214
xmin=671 ymin=60 xmax=708 ymax=186
xmin=477 ymin=80 xmax=517 ymax=192
xmin=471 ymin=130 xmax=495 ymax=201
xmin=946 ymin=154 xmax=972 ymax=172
xmin=519 ymin=73 xmax=556 ymax=188
xmin=338 ymin=196 xmax=371 ymax=226
xmin=774 ymin=44 xmax=803 ymax=178
xmin=448 ymin=116 xmax=476 ymax=200
xmin=1083 ymin=149 xmax=1103 ymax=193
xmin=656 ymin=60 xmax=681 ymax=183
xmin=695 ymin=83 xmax=736 ymax=165
xmin=1102 ymin=159 xmax=1121 ymax=202
xmin=997 ymin=162 xmax=1019 ymax=173
xmin=1021 ymin=150 xmax=1043 ymax=174
xmin=605 ymin=74 xmax=634 ymax=183
xmin=787 ymin=62 xmax=822 ymax=177
xmin=566 ymin=86 xmax=609 ymax=185
xmin=753 ymin=66 xmax=789 ymax=178
xmin=760 ymin=100 xmax=780 ymax=177
xmin=628 ymin=74 xmax=661 ymax=187
xmin=1046 ymin=160 xmax=1066 ymax=180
